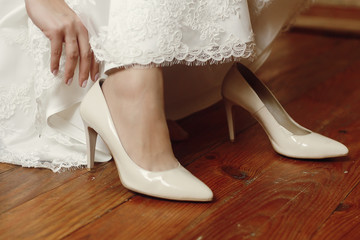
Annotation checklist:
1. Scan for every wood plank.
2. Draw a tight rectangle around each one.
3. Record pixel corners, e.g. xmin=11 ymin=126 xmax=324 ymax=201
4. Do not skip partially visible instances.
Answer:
xmin=312 ymin=182 xmax=360 ymax=240
xmin=0 ymin=163 xmax=17 ymax=174
xmin=0 ymin=165 xmax=88 ymax=214
xmin=0 ymin=161 xmax=134 ymax=239
xmin=65 ymin=196 xmax=213 ymax=240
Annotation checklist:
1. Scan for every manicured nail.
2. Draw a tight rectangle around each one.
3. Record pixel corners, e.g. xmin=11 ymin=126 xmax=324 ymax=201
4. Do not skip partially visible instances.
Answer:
xmin=82 ymin=80 xmax=88 ymax=88
xmin=52 ymin=69 xmax=58 ymax=76
xmin=94 ymin=73 xmax=99 ymax=82
xmin=66 ymin=78 xmax=73 ymax=86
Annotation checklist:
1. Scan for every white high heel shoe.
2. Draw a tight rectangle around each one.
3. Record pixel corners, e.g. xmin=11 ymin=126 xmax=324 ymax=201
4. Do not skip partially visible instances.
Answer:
xmin=222 ymin=63 xmax=349 ymax=159
xmin=80 ymin=79 xmax=213 ymax=201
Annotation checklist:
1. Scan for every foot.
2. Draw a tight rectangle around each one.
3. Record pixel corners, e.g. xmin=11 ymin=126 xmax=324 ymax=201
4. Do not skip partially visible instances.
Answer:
xmin=101 ymin=67 xmax=179 ymax=171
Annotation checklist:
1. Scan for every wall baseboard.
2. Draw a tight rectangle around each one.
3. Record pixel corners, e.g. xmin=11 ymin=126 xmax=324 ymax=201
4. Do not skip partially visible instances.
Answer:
xmin=315 ymin=0 xmax=360 ymax=7
xmin=293 ymin=5 xmax=360 ymax=36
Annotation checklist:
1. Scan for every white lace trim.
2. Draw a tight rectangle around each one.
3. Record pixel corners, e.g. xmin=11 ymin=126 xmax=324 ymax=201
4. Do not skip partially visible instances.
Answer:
xmin=0 ymin=146 xmax=86 ymax=172
xmin=69 ymin=0 xmax=257 ymax=68
xmin=99 ymin=41 xmax=257 ymax=69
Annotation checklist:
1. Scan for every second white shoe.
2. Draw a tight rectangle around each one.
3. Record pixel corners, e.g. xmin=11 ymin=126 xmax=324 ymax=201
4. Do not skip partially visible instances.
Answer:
xmin=222 ymin=63 xmax=349 ymax=159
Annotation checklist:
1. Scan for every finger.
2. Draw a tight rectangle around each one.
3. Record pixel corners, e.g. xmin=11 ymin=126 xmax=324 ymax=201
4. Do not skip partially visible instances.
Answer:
xmin=90 ymin=53 xmax=99 ymax=82
xmin=50 ymin=36 xmax=63 ymax=76
xmin=64 ymin=34 xmax=79 ymax=85
xmin=77 ymin=25 xmax=92 ymax=87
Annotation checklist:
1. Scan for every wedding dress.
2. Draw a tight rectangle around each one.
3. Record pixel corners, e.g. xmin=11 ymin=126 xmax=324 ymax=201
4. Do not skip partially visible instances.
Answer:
xmin=0 ymin=0 xmax=310 ymax=172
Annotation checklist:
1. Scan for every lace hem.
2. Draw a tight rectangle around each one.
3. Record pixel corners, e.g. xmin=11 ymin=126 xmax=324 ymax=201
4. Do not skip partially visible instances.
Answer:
xmin=101 ymin=41 xmax=257 ymax=70
xmin=68 ymin=0 xmax=256 ymax=69
xmin=0 ymin=147 xmax=86 ymax=172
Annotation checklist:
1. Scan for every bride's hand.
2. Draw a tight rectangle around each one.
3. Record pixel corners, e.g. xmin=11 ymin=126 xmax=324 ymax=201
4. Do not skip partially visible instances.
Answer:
xmin=25 ymin=0 xmax=99 ymax=87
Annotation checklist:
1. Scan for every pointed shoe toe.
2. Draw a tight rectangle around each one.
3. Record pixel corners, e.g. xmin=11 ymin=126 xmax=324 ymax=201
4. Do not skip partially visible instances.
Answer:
xmin=154 ymin=165 xmax=213 ymax=202
xmin=119 ymin=163 xmax=213 ymax=202
xmin=316 ymin=134 xmax=349 ymax=158
xmin=325 ymin=138 xmax=349 ymax=157
xmin=270 ymin=131 xmax=349 ymax=159
xmin=288 ymin=133 xmax=348 ymax=159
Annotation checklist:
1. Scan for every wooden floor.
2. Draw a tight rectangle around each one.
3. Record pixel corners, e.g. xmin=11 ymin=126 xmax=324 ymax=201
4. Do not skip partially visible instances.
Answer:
xmin=1 ymin=10 xmax=360 ymax=240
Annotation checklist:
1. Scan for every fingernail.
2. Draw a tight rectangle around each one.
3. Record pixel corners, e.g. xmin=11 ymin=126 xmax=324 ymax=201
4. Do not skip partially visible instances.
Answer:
xmin=52 ymin=69 xmax=58 ymax=76
xmin=82 ymin=80 xmax=88 ymax=88
xmin=66 ymin=78 xmax=73 ymax=86
xmin=94 ymin=73 xmax=99 ymax=82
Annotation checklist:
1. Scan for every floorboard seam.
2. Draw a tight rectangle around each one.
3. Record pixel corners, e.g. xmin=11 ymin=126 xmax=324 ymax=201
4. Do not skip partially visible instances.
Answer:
xmin=59 ymin=194 xmax=137 ymax=239
xmin=309 ymin=180 xmax=360 ymax=239
xmin=0 ymin=162 xmax=110 ymax=215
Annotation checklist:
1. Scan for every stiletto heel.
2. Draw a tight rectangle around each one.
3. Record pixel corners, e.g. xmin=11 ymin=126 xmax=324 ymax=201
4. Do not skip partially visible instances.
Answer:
xmin=224 ymin=99 xmax=235 ymax=142
xmin=80 ymin=79 xmax=213 ymax=201
xmin=83 ymin=122 xmax=97 ymax=170
xmin=222 ymin=63 xmax=348 ymax=159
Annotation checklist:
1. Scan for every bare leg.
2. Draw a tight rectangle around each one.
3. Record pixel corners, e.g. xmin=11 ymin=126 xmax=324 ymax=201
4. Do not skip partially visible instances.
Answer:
xmin=101 ymin=67 xmax=179 ymax=171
